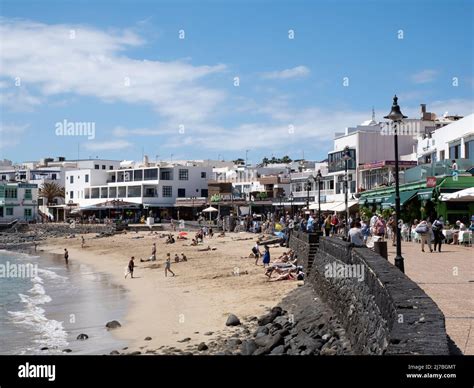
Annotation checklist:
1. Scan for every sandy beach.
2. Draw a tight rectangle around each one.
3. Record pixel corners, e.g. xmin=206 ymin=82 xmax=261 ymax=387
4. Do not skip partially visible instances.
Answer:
xmin=41 ymin=230 xmax=299 ymax=354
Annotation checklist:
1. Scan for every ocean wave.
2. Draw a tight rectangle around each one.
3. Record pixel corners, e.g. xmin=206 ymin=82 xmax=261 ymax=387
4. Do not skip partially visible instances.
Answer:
xmin=37 ymin=268 xmax=67 ymax=282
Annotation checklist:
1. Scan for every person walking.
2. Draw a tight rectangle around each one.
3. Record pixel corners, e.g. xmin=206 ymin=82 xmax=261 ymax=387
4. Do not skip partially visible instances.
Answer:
xmin=64 ymin=248 xmax=69 ymax=263
xmin=165 ymin=254 xmax=175 ymax=277
xmin=81 ymin=236 xmax=85 ymax=248
xmin=416 ymin=220 xmax=433 ymax=253
xmin=252 ymin=240 xmax=262 ymax=265
xmin=151 ymin=243 xmax=157 ymax=261
xmin=125 ymin=256 xmax=135 ymax=279
xmin=432 ymin=216 xmax=445 ymax=252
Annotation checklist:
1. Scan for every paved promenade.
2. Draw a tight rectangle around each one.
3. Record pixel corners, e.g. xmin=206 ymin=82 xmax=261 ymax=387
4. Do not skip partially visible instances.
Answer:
xmin=386 ymin=240 xmax=473 ymax=355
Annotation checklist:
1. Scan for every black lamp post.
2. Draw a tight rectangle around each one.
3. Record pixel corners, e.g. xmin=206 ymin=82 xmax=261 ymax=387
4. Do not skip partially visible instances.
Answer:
xmin=316 ymin=169 xmax=322 ymax=229
xmin=289 ymin=193 xmax=294 ymax=217
xmin=342 ymin=146 xmax=351 ymax=236
xmin=384 ymin=95 xmax=407 ymax=273
xmin=305 ymin=174 xmax=314 ymax=214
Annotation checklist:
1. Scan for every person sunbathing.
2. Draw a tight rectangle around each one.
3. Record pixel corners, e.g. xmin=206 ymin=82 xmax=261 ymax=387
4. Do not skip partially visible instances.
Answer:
xmin=165 ymin=234 xmax=175 ymax=244
xmin=197 ymin=245 xmax=217 ymax=252
xmin=176 ymin=235 xmax=187 ymax=240
xmin=190 ymin=239 xmax=198 ymax=246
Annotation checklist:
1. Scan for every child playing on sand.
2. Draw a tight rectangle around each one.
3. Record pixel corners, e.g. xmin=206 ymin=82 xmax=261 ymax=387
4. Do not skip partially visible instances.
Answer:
xmin=181 ymin=253 xmax=187 ymax=261
xmin=252 ymin=241 xmax=262 ymax=265
xmin=174 ymin=253 xmax=180 ymax=263
xmin=262 ymin=245 xmax=270 ymax=268
xmin=165 ymin=254 xmax=175 ymax=277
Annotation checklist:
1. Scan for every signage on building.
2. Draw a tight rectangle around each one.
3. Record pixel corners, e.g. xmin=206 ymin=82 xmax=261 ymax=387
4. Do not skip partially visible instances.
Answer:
xmin=361 ymin=160 xmax=418 ymax=170
xmin=18 ymin=183 xmax=38 ymax=188
xmin=426 ymin=177 xmax=437 ymax=188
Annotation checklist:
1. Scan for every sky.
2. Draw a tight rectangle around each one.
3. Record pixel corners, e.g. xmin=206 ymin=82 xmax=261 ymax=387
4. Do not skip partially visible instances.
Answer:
xmin=0 ymin=0 xmax=473 ymax=164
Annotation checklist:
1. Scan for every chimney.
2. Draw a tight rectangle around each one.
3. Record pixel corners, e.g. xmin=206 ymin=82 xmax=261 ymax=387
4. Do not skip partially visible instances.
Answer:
xmin=420 ymin=104 xmax=426 ymax=115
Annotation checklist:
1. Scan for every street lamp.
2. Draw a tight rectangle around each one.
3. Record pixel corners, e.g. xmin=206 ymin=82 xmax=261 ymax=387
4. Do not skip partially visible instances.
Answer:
xmin=305 ymin=174 xmax=315 ymax=213
xmin=342 ymin=146 xmax=351 ymax=236
xmin=289 ymin=193 xmax=294 ymax=217
xmin=384 ymin=95 xmax=407 ymax=273
xmin=316 ymin=170 xmax=322 ymax=229
xmin=191 ymin=196 xmax=197 ymax=220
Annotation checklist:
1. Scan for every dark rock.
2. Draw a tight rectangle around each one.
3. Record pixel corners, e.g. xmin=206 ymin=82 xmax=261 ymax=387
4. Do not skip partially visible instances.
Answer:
xmin=240 ymin=340 xmax=258 ymax=356
xmin=204 ymin=331 xmax=214 ymax=336
xmin=62 ymin=349 xmax=72 ymax=353
xmin=110 ymin=350 xmax=120 ymax=355
xmin=226 ymin=314 xmax=241 ymax=326
xmin=105 ymin=320 xmax=122 ymax=329
xmin=130 ymin=351 xmax=141 ymax=355
xmin=178 ymin=337 xmax=191 ymax=343
xmin=77 ymin=333 xmax=89 ymax=340
xmin=254 ymin=326 xmax=269 ymax=336
xmin=198 ymin=342 xmax=208 ymax=351
xmin=144 ymin=337 xmax=152 ymax=341
xmin=270 ymin=345 xmax=285 ymax=355
xmin=258 ymin=307 xmax=283 ymax=326
xmin=227 ymin=338 xmax=242 ymax=348
xmin=320 ymin=347 xmax=337 ymax=356
xmin=40 ymin=347 xmax=48 ymax=351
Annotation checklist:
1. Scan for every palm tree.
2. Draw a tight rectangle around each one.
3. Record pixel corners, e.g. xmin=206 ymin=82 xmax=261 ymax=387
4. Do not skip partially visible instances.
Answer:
xmin=39 ymin=182 xmax=65 ymax=205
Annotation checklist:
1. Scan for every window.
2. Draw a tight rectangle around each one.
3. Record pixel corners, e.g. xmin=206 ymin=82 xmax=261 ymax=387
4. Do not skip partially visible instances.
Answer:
xmin=177 ymin=188 xmax=186 ymax=198
xmin=128 ymin=186 xmax=141 ymax=197
xmin=70 ymin=176 xmax=74 ymax=184
xmin=95 ymin=164 xmax=99 ymax=170
xmin=102 ymin=165 xmax=106 ymax=170
xmin=51 ymin=173 xmax=57 ymax=180
xmin=162 ymin=186 xmax=172 ymax=197
xmin=133 ymin=170 xmax=143 ymax=181
xmin=69 ymin=191 xmax=74 ymax=199
xmin=85 ymin=174 xmax=89 ymax=183
xmin=5 ymin=188 xmax=17 ymax=198
xmin=328 ymin=149 xmax=356 ymax=173
xmin=24 ymin=189 xmax=32 ymax=200
xmin=24 ymin=208 xmax=32 ymax=218
xmin=109 ymin=187 xmax=117 ymax=198
xmin=144 ymin=168 xmax=158 ymax=180
xmin=109 ymin=166 xmax=113 ymax=170
xmin=144 ymin=188 xmax=156 ymax=197
xmin=160 ymin=170 xmax=172 ymax=180
xmin=439 ymin=150 xmax=445 ymax=161
xmin=201 ymin=189 xmax=208 ymax=198
xmin=449 ymin=144 xmax=460 ymax=159
xmin=201 ymin=172 xmax=207 ymax=178
xmin=465 ymin=140 xmax=474 ymax=162
xmin=179 ymin=169 xmax=189 ymax=180
xmin=118 ymin=187 xmax=126 ymax=198
xmin=100 ymin=187 xmax=108 ymax=198
xmin=6 ymin=208 xmax=13 ymax=216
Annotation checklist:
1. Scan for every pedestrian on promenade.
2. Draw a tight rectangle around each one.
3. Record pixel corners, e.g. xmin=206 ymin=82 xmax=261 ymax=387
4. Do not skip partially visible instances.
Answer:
xmin=416 ymin=220 xmax=433 ymax=253
xmin=432 ymin=216 xmax=445 ymax=252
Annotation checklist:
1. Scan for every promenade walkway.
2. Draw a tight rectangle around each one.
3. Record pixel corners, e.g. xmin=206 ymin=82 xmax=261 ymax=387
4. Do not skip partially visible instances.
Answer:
xmin=387 ymin=241 xmax=473 ymax=354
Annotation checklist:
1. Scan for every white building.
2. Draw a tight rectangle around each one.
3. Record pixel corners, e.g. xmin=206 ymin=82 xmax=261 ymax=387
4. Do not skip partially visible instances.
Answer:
xmin=0 ymin=182 xmax=39 ymax=222
xmin=65 ymin=160 xmax=212 ymax=216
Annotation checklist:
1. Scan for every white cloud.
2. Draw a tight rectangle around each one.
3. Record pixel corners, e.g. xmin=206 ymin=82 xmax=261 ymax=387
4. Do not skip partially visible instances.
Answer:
xmin=0 ymin=123 xmax=29 ymax=148
xmin=262 ymin=66 xmax=310 ymax=80
xmin=0 ymin=19 xmax=226 ymax=123
xmin=411 ymin=69 xmax=438 ymax=84
xmin=84 ymin=140 xmax=132 ymax=151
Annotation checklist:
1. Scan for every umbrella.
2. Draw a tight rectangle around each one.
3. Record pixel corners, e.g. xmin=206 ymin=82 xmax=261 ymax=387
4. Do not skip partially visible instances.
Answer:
xmin=202 ymin=206 xmax=218 ymax=221
xmin=178 ymin=231 xmax=188 ymax=237
xmin=202 ymin=206 xmax=218 ymax=212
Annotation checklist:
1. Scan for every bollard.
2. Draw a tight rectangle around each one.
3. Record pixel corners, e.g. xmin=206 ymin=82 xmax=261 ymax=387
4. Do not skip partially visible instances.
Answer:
xmin=373 ymin=240 xmax=388 ymax=259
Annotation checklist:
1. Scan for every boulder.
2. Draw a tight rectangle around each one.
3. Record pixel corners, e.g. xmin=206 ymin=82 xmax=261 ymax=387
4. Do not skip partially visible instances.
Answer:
xmin=198 ymin=342 xmax=208 ymax=351
xmin=240 ymin=340 xmax=258 ymax=356
xmin=105 ymin=320 xmax=122 ymax=329
xmin=225 ymin=314 xmax=241 ymax=326
xmin=258 ymin=307 xmax=283 ymax=326
xmin=77 ymin=334 xmax=89 ymax=340
xmin=144 ymin=337 xmax=152 ymax=341
xmin=62 ymin=349 xmax=72 ymax=353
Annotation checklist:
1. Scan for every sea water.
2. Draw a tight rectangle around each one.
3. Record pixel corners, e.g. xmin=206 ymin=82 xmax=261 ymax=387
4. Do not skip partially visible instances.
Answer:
xmin=0 ymin=250 xmax=128 ymax=355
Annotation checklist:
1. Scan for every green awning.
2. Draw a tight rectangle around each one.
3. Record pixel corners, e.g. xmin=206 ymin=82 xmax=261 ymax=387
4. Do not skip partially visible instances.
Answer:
xmin=418 ymin=189 xmax=434 ymax=201
xmin=381 ymin=190 xmax=418 ymax=208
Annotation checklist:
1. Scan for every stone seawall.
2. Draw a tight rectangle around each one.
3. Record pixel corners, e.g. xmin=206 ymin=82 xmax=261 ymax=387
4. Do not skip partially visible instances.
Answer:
xmin=290 ymin=233 xmax=449 ymax=355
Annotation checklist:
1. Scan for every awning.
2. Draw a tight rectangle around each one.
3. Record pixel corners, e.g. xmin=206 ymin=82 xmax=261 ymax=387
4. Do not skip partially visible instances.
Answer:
xmin=381 ymin=190 xmax=418 ymax=209
xmin=417 ymin=189 xmax=434 ymax=201
xmin=440 ymin=187 xmax=474 ymax=202
xmin=331 ymin=201 xmax=358 ymax=212
xmin=365 ymin=194 xmax=391 ymax=204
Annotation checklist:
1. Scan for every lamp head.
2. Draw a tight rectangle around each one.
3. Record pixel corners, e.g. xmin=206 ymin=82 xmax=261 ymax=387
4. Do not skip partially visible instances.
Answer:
xmin=384 ymin=95 xmax=407 ymax=122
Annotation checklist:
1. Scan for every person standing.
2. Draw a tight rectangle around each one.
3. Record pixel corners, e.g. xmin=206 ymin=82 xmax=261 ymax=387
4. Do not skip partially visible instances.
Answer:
xmin=262 ymin=245 xmax=271 ymax=268
xmin=151 ymin=243 xmax=157 ymax=261
xmin=348 ymin=221 xmax=365 ymax=247
xmin=323 ymin=215 xmax=332 ymax=237
xmin=64 ymin=248 xmax=69 ymax=263
xmin=417 ymin=220 xmax=433 ymax=253
xmin=125 ymin=256 xmax=135 ymax=279
xmin=81 ymin=236 xmax=85 ymax=248
xmin=165 ymin=254 xmax=175 ymax=277
xmin=432 ymin=216 xmax=445 ymax=252
xmin=252 ymin=240 xmax=262 ymax=265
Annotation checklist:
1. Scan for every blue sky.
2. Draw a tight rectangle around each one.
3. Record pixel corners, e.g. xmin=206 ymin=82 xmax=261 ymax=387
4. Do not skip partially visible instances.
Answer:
xmin=1 ymin=0 xmax=473 ymax=164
